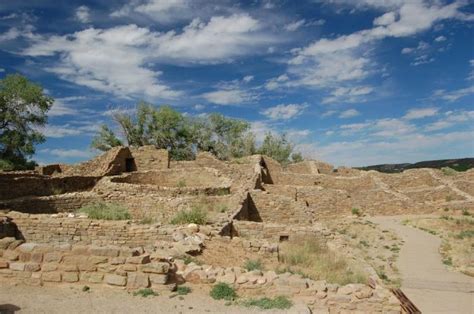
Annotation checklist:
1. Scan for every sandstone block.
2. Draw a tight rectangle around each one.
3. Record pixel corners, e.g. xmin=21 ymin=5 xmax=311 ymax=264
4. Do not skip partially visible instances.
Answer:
xmin=8 ymin=240 xmax=24 ymax=250
xmin=42 ymin=263 xmax=59 ymax=272
xmin=90 ymin=246 xmax=119 ymax=257
xmin=126 ymin=254 xmax=150 ymax=264
xmin=88 ymin=256 xmax=108 ymax=264
xmin=0 ymin=237 xmax=16 ymax=250
xmin=105 ymin=274 xmax=127 ymax=286
xmin=17 ymin=243 xmax=39 ymax=253
xmin=3 ymin=250 xmax=19 ymax=261
xmin=0 ymin=260 xmax=9 ymax=269
xmin=31 ymin=252 xmax=43 ymax=263
xmin=62 ymin=272 xmax=79 ymax=282
xmin=127 ymin=272 xmax=150 ymax=288
xmin=140 ymin=262 xmax=169 ymax=274
xmin=19 ymin=252 xmax=31 ymax=262
xmin=44 ymin=252 xmax=62 ymax=263
xmin=216 ymin=272 xmax=236 ymax=285
xmin=42 ymin=271 xmax=61 ymax=282
xmin=71 ymin=245 xmax=89 ymax=255
xmin=9 ymin=262 xmax=25 ymax=271
xmin=61 ymin=264 xmax=78 ymax=272
xmin=25 ymin=263 xmax=41 ymax=272
xmin=149 ymin=273 xmax=168 ymax=285
xmin=81 ymin=272 xmax=103 ymax=283
xmin=110 ymin=257 xmax=126 ymax=265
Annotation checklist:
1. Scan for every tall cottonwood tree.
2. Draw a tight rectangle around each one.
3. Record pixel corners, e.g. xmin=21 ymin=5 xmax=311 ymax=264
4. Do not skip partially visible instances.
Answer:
xmin=0 ymin=74 xmax=53 ymax=170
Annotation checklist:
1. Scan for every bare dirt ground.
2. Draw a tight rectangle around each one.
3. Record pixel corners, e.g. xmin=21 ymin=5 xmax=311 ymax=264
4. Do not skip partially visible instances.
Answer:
xmin=0 ymin=281 xmax=311 ymax=314
xmin=371 ymin=216 xmax=474 ymax=314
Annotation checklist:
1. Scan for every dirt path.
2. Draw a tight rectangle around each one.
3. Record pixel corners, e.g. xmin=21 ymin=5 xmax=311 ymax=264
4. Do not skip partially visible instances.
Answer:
xmin=0 ymin=282 xmax=311 ymax=314
xmin=371 ymin=216 xmax=473 ymax=314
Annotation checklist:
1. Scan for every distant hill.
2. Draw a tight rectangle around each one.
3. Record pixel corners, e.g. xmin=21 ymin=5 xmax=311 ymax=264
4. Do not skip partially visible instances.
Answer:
xmin=357 ymin=158 xmax=474 ymax=173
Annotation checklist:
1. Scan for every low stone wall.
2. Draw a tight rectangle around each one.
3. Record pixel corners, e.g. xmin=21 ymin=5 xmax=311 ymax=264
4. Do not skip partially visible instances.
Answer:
xmin=233 ymin=221 xmax=326 ymax=242
xmin=177 ymin=261 xmax=401 ymax=313
xmin=0 ymin=193 xmax=99 ymax=214
xmin=6 ymin=213 xmax=177 ymax=247
xmin=0 ymin=238 xmax=174 ymax=290
xmin=0 ymin=174 xmax=99 ymax=200
xmin=130 ymin=146 xmax=169 ymax=171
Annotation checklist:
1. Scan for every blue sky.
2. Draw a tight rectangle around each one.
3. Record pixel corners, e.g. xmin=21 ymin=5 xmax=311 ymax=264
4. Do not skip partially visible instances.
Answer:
xmin=0 ymin=0 xmax=473 ymax=166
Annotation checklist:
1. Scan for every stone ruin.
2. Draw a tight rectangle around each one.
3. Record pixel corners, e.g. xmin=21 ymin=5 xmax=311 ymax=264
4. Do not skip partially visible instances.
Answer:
xmin=1 ymin=146 xmax=473 ymax=313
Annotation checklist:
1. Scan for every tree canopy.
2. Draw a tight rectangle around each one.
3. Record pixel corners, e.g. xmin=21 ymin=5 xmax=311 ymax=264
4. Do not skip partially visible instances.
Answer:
xmin=92 ymin=102 xmax=303 ymax=164
xmin=0 ymin=74 xmax=53 ymax=170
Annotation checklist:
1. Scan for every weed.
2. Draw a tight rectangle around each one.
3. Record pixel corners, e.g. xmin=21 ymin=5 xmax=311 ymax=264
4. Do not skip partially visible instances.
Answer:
xmin=359 ymin=240 xmax=369 ymax=248
xmin=242 ymin=296 xmax=292 ymax=310
xmin=138 ymin=217 xmax=155 ymax=224
xmin=176 ymin=179 xmax=187 ymax=188
xmin=77 ymin=202 xmax=131 ymax=220
xmin=455 ymin=230 xmax=474 ymax=239
xmin=351 ymin=208 xmax=361 ymax=217
xmin=462 ymin=209 xmax=470 ymax=216
xmin=244 ymin=259 xmax=263 ymax=271
xmin=133 ymin=288 xmax=158 ymax=297
xmin=442 ymin=257 xmax=453 ymax=266
xmin=390 ymin=245 xmax=400 ymax=253
xmin=51 ymin=186 xmax=64 ymax=195
xmin=217 ymin=204 xmax=229 ymax=213
xmin=181 ymin=255 xmax=202 ymax=265
xmin=443 ymin=207 xmax=450 ymax=212
xmin=210 ymin=283 xmax=237 ymax=301
xmin=445 ymin=195 xmax=454 ymax=202
xmin=176 ymin=286 xmax=192 ymax=295
xmin=82 ymin=285 xmax=90 ymax=292
xmin=279 ymin=238 xmax=367 ymax=285
xmin=170 ymin=207 xmax=207 ymax=225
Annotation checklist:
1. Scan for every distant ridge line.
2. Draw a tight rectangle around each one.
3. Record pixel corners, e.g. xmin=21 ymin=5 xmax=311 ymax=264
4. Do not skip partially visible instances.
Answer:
xmin=356 ymin=158 xmax=474 ymax=173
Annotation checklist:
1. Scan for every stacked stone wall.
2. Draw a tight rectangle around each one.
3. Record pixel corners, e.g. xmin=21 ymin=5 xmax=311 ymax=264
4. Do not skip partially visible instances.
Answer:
xmin=130 ymin=146 xmax=169 ymax=171
xmin=0 ymin=238 xmax=174 ymax=289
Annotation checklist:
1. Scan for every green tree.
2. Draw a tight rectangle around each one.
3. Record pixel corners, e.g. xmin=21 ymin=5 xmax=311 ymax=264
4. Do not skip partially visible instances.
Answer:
xmin=258 ymin=132 xmax=293 ymax=164
xmin=291 ymin=152 xmax=304 ymax=163
xmin=0 ymin=74 xmax=53 ymax=170
xmin=91 ymin=125 xmax=123 ymax=151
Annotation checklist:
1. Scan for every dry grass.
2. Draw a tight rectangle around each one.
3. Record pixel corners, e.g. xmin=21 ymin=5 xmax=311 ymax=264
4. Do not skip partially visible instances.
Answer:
xmin=278 ymin=238 xmax=368 ymax=285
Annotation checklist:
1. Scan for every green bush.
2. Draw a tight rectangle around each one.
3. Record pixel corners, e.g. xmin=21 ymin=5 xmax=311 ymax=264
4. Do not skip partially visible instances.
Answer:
xmin=133 ymin=288 xmax=158 ymax=297
xmin=210 ymin=283 xmax=237 ymax=301
xmin=176 ymin=286 xmax=192 ymax=295
xmin=176 ymin=179 xmax=187 ymax=188
xmin=351 ymin=208 xmax=361 ymax=216
xmin=170 ymin=207 xmax=207 ymax=225
xmin=77 ymin=202 xmax=131 ymax=220
xmin=441 ymin=167 xmax=457 ymax=176
xmin=244 ymin=259 xmax=263 ymax=271
xmin=242 ymin=296 xmax=292 ymax=310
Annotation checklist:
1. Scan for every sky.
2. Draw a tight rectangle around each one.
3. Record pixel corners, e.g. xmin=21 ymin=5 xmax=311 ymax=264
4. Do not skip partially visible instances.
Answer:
xmin=0 ymin=0 xmax=473 ymax=167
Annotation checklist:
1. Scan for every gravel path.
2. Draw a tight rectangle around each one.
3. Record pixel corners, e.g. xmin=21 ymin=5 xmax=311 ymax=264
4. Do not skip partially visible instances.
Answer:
xmin=371 ymin=216 xmax=473 ymax=314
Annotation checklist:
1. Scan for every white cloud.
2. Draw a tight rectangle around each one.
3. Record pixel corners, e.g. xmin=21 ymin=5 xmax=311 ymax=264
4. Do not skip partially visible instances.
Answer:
xmin=111 ymin=0 xmax=191 ymax=23
xmin=39 ymin=125 xmax=83 ymax=138
xmin=243 ymin=75 xmax=254 ymax=83
xmin=435 ymin=85 xmax=474 ymax=102
xmin=403 ymin=107 xmax=439 ymax=120
xmin=75 ymin=6 xmax=91 ymax=23
xmin=0 ymin=27 xmax=21 ymax=42
xmin=339 ymin=109 xmax=360 ymax=118
xmin=202 ymin=88 xmax=252 ymax=105
xmin=284 ymin=19 xmax=306 ymax=32
xmin=401 ymin=41 xmax=429 ymax=54
xmin=40 ymin=148 xmax=94 ymax=159
xmin=322 ymin=110 xmax=337 ymax=118
xmin=468 ymin=59 xmax=474 ymax=81
xmin=435 ymin=35 xmax=447 ymax=42
xmin=0 ymin=68 xmax=4 ymax=72
xmin=49 ymin=101 xmax=79 ymax=117
xmin=373 ymin=12 xmax=396 ymax=26
xmin=261 ymin=104 xmax=308 ymax=120
xmin=425 ymin=110 xmax=474 ymax=131
xmin=322 ymin=85 xmax=373 ymax=104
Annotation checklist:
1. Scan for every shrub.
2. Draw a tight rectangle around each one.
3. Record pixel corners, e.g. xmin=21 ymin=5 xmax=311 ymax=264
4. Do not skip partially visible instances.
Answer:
xmin=462 ymin=209 xmax=470 ymax=216
xmin=176 ymin=179 xmax=187 ymax=188
xmin=77 ymin=202 xmax=131 ymax=220
xmin=279 ymin=238 xmax=367 ymax=285
xmin=210 ymin=283 xmax=237 ymax=301
xmin=244 ymin=259 xmax=263 ymax=271
xmin=170 ymin=207 xmax=207 ymax=225
xmin=351 ymin=208 xmax=361 ymax=216
xmin=176 ymin=286 xmax=192 ymax=295
xmin=133 ymin=288 xmax=158 ymax=297
xmin=242 ymin=296 xmax=292 ymax=310
xmin=455 ymin=230 xmax=474 ymax=239
xmin=441 ymin=167 xmax=457 ymax=176
xmin=82 ymin=285 xmax=90 ymax=292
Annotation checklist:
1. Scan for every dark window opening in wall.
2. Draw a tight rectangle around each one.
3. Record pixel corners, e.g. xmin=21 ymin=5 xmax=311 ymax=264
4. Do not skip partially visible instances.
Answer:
xmin=279 ymin=235 xmax=289 ymax=242
xmin=125 ymin=158 xmax=136 ymax=172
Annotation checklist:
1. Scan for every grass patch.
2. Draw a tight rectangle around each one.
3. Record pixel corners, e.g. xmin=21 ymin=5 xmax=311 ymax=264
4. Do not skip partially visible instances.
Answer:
xmin=176 ymin=179 xmax=187 ymax=188
xmin=242 ymin=296 xmax=292 ymax=310
xmin=454 ymin=230 xmax=474 ymax=239
xmin=133 ymin=288 xmax=158 ymax=297
xmin=441 ymin=167 xmax=457 ymax=176
xmin=180 ymin=255 xmax=202 ymax=265
xmin=170 ymin=207 xmax=207 ymax=225
xmin=176 ymin=286 xmax=192 ymax=295
xmin=77 ymin=202 xmax=131 ymax=220
xmin=443 ymin=257 xmax=453 ymax=266
xmin=351 ymin=207 xmax=362 ymax=217
xmin=244 ymin=259 xmax=263 ymax=271
xmin=278 ymin=238 xmax=367 ymax=285
xmin=138 ymin=217 xmax=155 ymax=224
xmin=359 ymin=240 xmax=369 ymax=248
xmin=210 ymin=283 xmax=237 ymax=301
xmin=462 ymin=209 xmax=470 ymax=216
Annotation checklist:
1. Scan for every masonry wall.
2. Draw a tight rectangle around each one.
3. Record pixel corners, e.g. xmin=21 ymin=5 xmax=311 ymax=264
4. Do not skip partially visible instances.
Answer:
xmin=0 ymin=174 xmax=99 ymax=200
xmin=233 ymin=221 xmax=325 ymax=242
xmin=130 ymin=146 xmax=169 ymax=171
xmin=7 ymin=213 xmax=175 ymax=247
xmin=0 ymin=239 xmax=173 ymax=289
